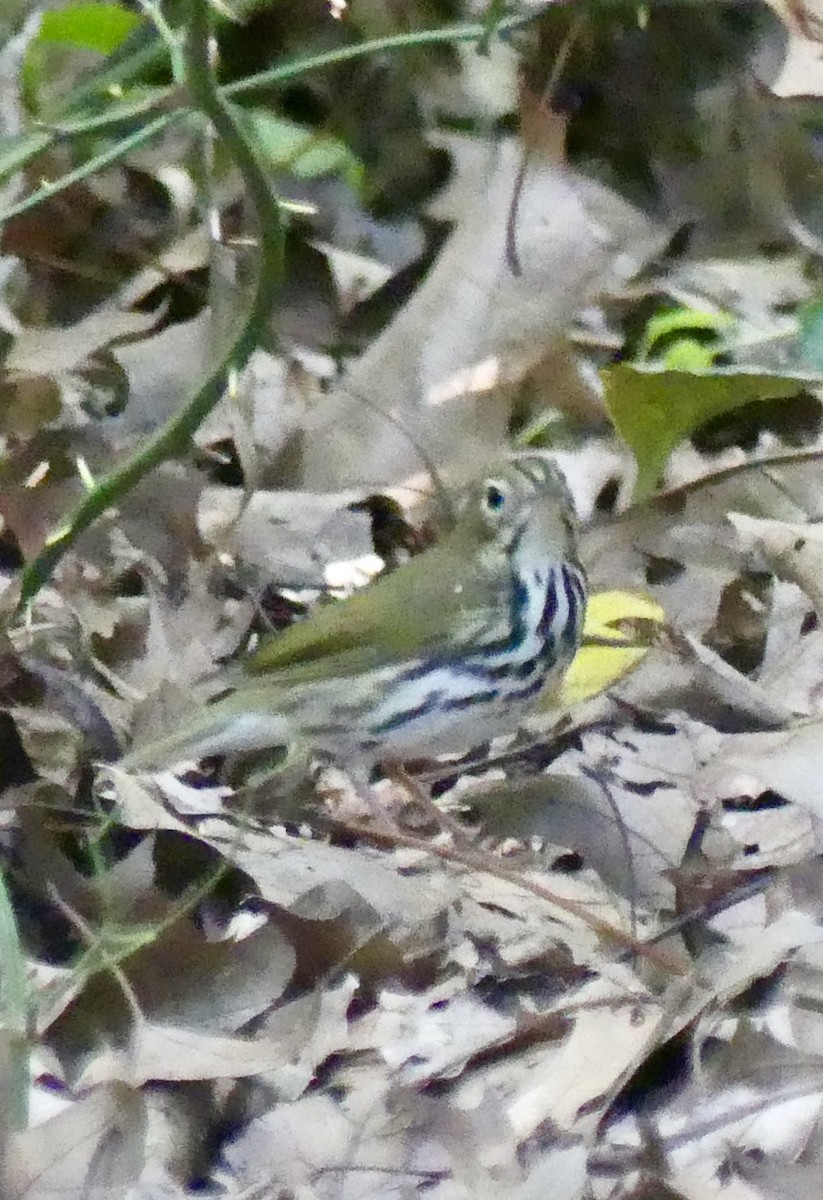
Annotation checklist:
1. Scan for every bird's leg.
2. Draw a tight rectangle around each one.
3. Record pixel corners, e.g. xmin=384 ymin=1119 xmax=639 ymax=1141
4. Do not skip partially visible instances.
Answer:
xmin=314 ymin=762 xmax=405 ymax=837
xmin=381 ymin=762 xmax=474 ymax=845
xmin=316 ymin=760 xmax=470 ymax=843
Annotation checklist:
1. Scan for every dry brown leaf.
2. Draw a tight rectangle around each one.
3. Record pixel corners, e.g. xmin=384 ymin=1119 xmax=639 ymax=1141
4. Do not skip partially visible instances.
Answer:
xmin=3 ymin=1084 xmax=145 ymax=1200
xmin=205 ymin=821 xmax=456 ymax=928
xmin=764 ymin=0 xmax=823 ymax=98
xmin=504 ymin=977 xmax=661 ymax=1139
xmin=301 ymin=140 xmax=659 ymax=489
xmin=7 ymin=306 xmax=160 ymax=377
xmin=350 ymin=982 xmax=517 ymax=1084
xmin=77 ymin=1021 xmax=290 ymax=1087
xmin=511 ymin=1143 xmax=588 ymax=1200
xmin=699 ymin=720 xmax=823 ymax=828
xmin=498 ymin=717 xmax=711 ymax=907
xmin=105 ymin=770 xmax=194 ymax=833
xmin=730 ymin=512 xmax=823 ymax=615
xmin=735 ymin=1159 xmax=823 ymax=1200
xmin=197 ymin=483 xmax=373 ymax=587
xmin=255 ymin=975 xmax=358 ymax=1100
xmin=222 ymin=1093 xmax=368 ymax=1197
xmin=125 ymin=915 xmax=296 ymax=1032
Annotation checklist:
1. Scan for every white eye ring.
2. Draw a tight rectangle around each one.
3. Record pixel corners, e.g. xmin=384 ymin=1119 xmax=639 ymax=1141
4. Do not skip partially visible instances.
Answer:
xmin=483 ymin=480 xmax=508 ymax=513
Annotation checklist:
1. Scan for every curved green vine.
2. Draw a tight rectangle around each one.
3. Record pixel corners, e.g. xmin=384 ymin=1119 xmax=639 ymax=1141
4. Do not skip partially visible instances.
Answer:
xmin=16 ymin=0 xmax=284 ymax=612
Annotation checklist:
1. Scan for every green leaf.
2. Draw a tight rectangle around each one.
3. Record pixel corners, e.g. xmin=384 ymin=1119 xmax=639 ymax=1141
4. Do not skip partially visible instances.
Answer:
xmin=25 ymin=4 xmax=145 ymax=117
xmin=602 ymin=364 xmax=813 ymax=499
xmin=661 ymin=338 xmax=717 ymax=371
xmin=240 ymin=108 xmax=363 ymax=189
xmin=558 ymin=589 xmax=664 ymax=709
xmin=636 ymin=306 xmax=732 ymax=362
xmin=0 ymin=866 xmax=29 ymax=1130
xmin=800 ymin=301 xmax=823 ymax=371
xmin=38 ymin=3 xmax=143 ymax=55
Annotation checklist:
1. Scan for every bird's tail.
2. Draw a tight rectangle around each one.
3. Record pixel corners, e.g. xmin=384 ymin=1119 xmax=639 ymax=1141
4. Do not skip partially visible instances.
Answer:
xmin=121 ymin=686 xmax=296 ymax=771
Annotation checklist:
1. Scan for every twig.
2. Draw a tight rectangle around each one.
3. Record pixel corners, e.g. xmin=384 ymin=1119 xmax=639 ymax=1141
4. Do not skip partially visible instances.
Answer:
xmin=580 ymin=761 xmax=639 ymax=939
xmin=505 ymin=11 xmax=584 ymax=276
xmin=341 ymin=819 xmax=689 ymax=976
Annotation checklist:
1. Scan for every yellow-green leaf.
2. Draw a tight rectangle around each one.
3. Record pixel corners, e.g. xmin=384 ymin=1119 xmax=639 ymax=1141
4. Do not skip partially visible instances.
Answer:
xmin=636 ymin=307 xmax=732 ymax=362
xmin=602 ymin=364 xmax=811 ymax=499
xmin=38 ymin=3 xmax=143 ymax=55
xmin=555 ymin=589 xmax=665 ymax=708
xmin=239 ymin=109 xmax=363 ymax=189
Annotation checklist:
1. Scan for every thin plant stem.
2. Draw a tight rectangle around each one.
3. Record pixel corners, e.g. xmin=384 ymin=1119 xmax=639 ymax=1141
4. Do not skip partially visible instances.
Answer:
xmin=505 ymin=10 xmax=584 ymax=276
xmin=342 ymin=819 xmax=689 ymax=976
xmin=0 ymin=14 xmax=534 ymax=194
xmin=223 ymin=13 xmax=538 ymax=99
xmin=0 ymin=112 xmax=181 ymax=223
xmin=16 ymin=0 xmax=284 ymax=613
xmin=9 ymin=9 xmax=539 ymax=606
xmin=0 ymin=866 xmax=28 ymax=1131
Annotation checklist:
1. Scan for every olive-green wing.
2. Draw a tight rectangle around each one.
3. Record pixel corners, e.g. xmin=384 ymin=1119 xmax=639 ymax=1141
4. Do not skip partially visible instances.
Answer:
xmin=245 ymin=534 xmax=493 ymax=676
xmin=238 ymin=641 xmax=405 ymax=692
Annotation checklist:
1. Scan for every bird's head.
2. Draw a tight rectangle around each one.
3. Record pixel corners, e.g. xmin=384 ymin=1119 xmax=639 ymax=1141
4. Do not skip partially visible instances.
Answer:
xmin=452 ymin=452 xmax=580 ymax=570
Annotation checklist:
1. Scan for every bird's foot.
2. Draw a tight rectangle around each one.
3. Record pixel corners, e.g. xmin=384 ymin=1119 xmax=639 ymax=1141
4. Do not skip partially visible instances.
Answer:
xmin=381 ymin=762 xmax=475 ymax=846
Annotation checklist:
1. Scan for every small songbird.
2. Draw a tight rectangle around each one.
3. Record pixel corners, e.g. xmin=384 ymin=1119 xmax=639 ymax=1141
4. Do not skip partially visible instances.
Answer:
xmin=123 ymin=452 xmax=587 ymax=773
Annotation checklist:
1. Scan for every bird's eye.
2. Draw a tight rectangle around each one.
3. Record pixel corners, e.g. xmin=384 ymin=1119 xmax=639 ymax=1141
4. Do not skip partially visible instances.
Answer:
xmin=483 ymin=482 xmax=507 ymax=513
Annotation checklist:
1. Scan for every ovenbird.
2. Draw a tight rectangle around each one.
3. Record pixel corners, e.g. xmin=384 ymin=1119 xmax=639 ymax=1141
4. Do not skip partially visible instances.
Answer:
xmin=124 ymin=452 xmax=586 ymax=773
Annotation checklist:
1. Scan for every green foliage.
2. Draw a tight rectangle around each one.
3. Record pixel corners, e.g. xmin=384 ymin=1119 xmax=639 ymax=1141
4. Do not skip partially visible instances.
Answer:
xmin=602 ymin=364 xmax=811 ymax=498
xmin=239 ymin=108 xmax=364 ymax=189
xmin=0 ymin=867 xmax=28 ymax=1130
xmin=799 ymin=301 xmax=823 ymax=371
xmin=635 ymin=306 xmax=733 ymax=367
xmin=37 ymin=2 xmax=143 ymax=54
xmin=23 ymin=2 xmax=145 ymax=117
xmin=605 ymin=302 xmax=817 ymax=496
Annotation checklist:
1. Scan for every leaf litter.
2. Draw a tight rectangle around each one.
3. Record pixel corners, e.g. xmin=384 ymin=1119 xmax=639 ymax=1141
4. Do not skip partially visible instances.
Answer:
xmin=7 ymin=4 xmax=823 ymax=1199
